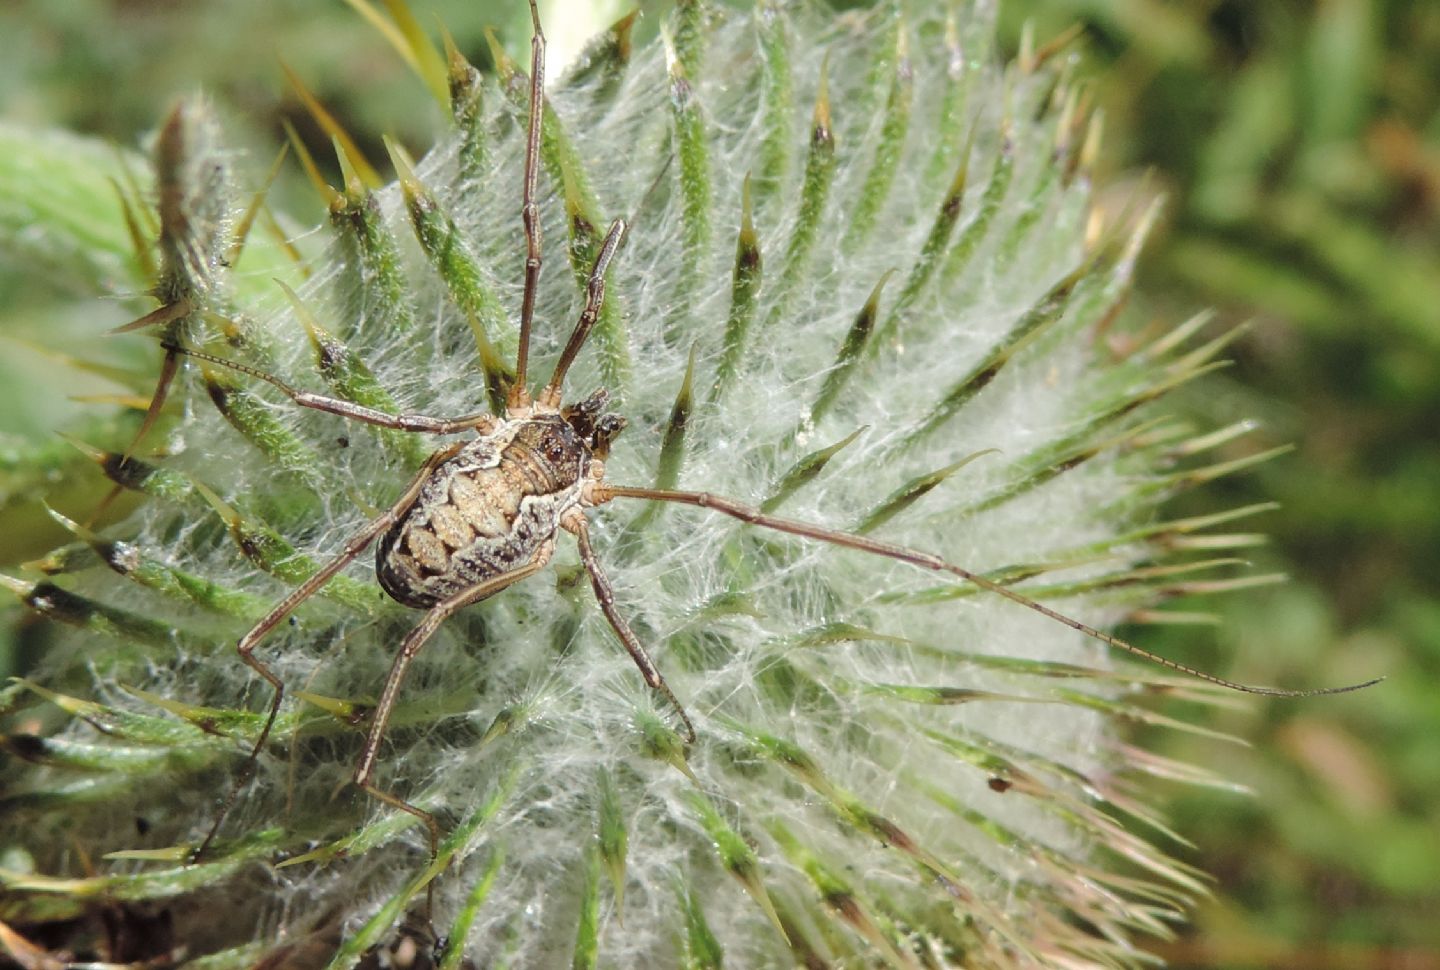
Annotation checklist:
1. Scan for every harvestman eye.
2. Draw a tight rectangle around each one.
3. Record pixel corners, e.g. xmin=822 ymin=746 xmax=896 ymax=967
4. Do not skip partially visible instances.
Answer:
xmin=163 ymin=0 xmax=1380 ymax=888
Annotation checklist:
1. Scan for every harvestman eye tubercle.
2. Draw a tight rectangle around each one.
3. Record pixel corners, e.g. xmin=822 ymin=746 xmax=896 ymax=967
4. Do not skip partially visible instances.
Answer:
xmin=164 ymin=0 xmax=1380 ymax=868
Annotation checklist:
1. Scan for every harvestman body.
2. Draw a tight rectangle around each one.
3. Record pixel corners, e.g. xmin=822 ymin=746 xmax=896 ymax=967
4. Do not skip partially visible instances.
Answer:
xmin=174 ymin=1 xmax=1378 ymax=864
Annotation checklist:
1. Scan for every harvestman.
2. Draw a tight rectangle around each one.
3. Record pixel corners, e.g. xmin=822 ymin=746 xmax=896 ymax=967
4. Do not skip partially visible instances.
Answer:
xmin=173 ymin=1 xmax=1379 ymax=863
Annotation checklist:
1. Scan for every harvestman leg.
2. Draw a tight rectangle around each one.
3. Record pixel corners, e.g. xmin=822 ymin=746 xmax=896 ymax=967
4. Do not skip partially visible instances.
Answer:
xmin=161 ymin=343 xmax=496 ymax=435
xmin=353 ymin=549 xmax=553 ymax=858
xmin=509 ymin=0 xmax=628 ymax=410
xmin=509 ymin=0 xmax=625 ymax=411
xmin=565 ymin=513 xmax=697 ymax=743
xmin=194 ymin=440 xmax=468 ymax=860
xmin=595 ymin=486 xmax=1382 ymax=698
xmin=511 ymin=0 xmax=547 ymax=407
xmin=538 ymin=219 xmax=625 ymax=407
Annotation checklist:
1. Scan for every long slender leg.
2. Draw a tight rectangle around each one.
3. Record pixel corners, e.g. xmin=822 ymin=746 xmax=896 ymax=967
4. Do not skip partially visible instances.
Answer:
xmin=565 ymin=513 xmax=696 ymax=743
xmin=537 ymin=218 xmax=626 ymax=408
xmin=162 ymin=342 xmax=496 ymax=435
xmin=510 ymin=0 xmax=547 ymax=409
xmin=596 ymin=486 xmax=1383 ymax=698
xmin=193 ymin=441 xmax=467 ymax=860
xmin=353 ymin=549 xmax=553 ymax=858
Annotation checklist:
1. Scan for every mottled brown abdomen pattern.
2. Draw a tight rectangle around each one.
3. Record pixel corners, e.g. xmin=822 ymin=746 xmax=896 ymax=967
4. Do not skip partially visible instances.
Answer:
xmin=376 ymin=415 xmax=587 ymax=609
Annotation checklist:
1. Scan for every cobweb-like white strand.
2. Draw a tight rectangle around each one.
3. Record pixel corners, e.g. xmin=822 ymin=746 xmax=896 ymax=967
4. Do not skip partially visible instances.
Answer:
xmin=11 ymin=4 xmax=1213 ymax=967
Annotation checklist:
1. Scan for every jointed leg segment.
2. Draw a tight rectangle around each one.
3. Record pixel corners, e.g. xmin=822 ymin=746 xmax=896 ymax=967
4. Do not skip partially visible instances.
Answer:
xmin=595 ymin=485 xmax=1382 ymax=699
xmin=353 ymin=550 xmax=552 ymax=858
xmin=538 ymin=218 xmax=626 ymax=408
xmin=161 ymin=343 xmax=496 ymax=435
xmin=194 ymin=441 xmax=467 ymax=860
xmin=567 ymin=514 xmax=696 ymax=743
xmin=512 ymin=0 xmax=547 ymax=407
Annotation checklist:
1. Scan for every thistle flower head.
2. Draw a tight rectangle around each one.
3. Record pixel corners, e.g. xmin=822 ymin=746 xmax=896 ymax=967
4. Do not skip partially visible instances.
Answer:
xmin=0 ymin=3 xmax=1290 ymax=966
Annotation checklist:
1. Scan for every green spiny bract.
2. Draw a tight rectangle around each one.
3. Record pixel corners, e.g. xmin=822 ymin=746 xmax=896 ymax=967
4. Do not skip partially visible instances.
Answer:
xmin=3 ymin=2 xmax=1262 ymax=966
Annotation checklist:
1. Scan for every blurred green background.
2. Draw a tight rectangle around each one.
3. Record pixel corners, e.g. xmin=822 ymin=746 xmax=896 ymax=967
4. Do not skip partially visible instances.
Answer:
xmin=992 ymin=2 xmax=1440 ymax=967
xmin=2 ymin=1 xmax=1436 ymax=967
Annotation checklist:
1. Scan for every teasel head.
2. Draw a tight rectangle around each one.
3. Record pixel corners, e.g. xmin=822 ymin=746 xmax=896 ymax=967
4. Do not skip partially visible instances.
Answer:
xmin=0 ymin=2 xmax=1372 ymax=966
